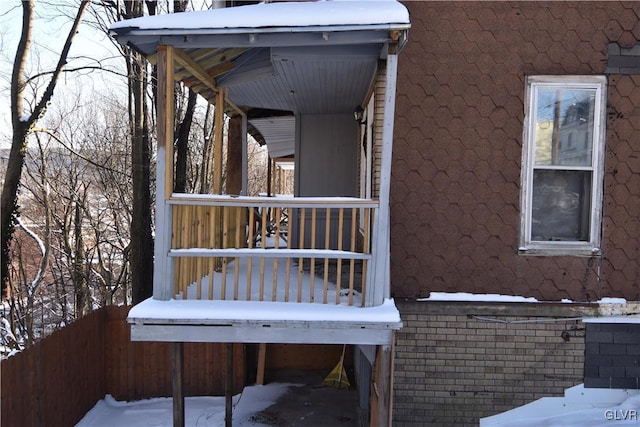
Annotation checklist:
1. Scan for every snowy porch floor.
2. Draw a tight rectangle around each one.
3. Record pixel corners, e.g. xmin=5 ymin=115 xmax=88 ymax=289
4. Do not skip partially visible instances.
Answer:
xmin=127 ymin=297 xmax=401 ymax=344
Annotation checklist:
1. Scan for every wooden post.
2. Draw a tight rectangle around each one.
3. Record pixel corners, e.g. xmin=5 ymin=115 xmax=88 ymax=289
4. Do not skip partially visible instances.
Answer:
xmin=370 ymin=337 xmax=395 ymax=427
xmin=225 ymin=343 xmax=233 ymax=427
xmin=256 ymin=342 xmax=267 ymax=385
xmin=153 ymin=45 xmax=175 ymax=301
xmin=226 ymin=115 xmax=243 ymax=195
xmin=213 ymin=90 xmax=225 ymax=195
xmin=172 ymin=342 xmax=184 ymax=427
xmin=212 ymin=90 xmax=225 ymax=272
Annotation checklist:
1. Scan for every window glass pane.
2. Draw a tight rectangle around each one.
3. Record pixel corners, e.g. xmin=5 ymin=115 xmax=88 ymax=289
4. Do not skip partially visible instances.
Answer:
xmin=531 ymin=170 xmax=592 ymax=241
xmin=534 ymin=88 xmax=595 ymax=167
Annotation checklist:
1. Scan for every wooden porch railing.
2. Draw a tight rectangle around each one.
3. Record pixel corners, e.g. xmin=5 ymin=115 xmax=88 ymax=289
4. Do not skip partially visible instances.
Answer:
xmin=168 ymin=195 xmax=378 ymax=306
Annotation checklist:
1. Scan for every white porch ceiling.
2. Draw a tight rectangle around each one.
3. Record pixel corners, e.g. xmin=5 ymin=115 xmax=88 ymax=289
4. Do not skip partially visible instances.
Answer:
xmin=109 ymin=0 xmax=410 ymax=152
xmin=249 ymin=116 xmax=296 ymax=158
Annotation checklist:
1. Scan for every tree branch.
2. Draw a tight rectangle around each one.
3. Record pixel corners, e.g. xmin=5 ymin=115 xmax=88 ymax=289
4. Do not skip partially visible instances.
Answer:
xmin=31 ymin=128 xmax=132 ymax=179
xmin=29 ymin=0 xmax=90 ymax=128
xmin=24 ymin=64 xmax=128 ymax=86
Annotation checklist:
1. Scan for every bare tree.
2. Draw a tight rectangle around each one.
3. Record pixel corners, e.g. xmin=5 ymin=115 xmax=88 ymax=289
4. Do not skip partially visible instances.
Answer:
xmin=121 ymin=0 xmax=155 ymax=304
xmin=2 ymin=0 xmax=89 ymax=300
xmin=5 ymin=91 xmax=134 ymax=349
xmin=173 ymin=0 xmax=198 ymax=194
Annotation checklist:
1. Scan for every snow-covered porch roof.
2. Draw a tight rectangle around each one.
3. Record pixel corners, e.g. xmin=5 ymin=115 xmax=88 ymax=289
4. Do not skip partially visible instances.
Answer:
xmin=109 ymin=0 xmax=410 ymax=156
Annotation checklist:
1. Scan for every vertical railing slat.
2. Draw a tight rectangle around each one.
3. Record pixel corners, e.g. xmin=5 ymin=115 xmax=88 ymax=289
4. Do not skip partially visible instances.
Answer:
xmin=348 ymin=207 xmax=357 ymax=306
xmin=207 ymin=206 xmax=215 ymax=300
xmin=196 ymin=205 xmax=203 ymax=300
xmin=335 ymin=208 xmax=344 ymax=304
xmin=172 ymin=206 xmax=180 ymax=296
xmin=297 ymin=208 xmax=306 ymax=303
xmin=284 ymin=208 xmax=293 ymax=302
xmin=259 ymin=207 xmax=267 ymax=301
xmin=323 ymin=207 xmax=331 ymax=304
xmin=246 ymin=208 xmax=255 ymax=301
xmin=272 ymin=207 xmax=281 ymax=302
xmin=362 ymin=207 xmax=371 ymax=307
xmin=221 ymin=206 xmax=228 ymax=300
xmin=234 ymin=207 xmax=241 ymax=300
xmin=181 ymin=205 xmax=191 ymax=298
xmin=309 ymin=208 xmax=317 ymax=303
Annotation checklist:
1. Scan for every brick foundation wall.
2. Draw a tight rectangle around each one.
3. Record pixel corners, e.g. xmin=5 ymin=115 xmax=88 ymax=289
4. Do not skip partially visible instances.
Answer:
xmin=393 ymin=301 xmax=598 ymax=426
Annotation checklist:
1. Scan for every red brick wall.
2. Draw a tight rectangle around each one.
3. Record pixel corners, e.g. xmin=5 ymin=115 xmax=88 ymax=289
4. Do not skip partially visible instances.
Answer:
xmin=392 ymin=1 xmax=640 ymax=301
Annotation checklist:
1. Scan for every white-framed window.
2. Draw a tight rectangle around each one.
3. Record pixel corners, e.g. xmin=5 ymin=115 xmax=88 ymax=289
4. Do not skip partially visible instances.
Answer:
xmin=519 ymin=75 xmax=607 ymax=256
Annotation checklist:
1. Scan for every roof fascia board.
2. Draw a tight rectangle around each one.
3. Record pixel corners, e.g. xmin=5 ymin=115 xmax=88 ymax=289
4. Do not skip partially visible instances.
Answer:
xmin=111 ymin=23 xmax=410 ymax=37
xmin=115 ymin=27 xmax=408 ymax=54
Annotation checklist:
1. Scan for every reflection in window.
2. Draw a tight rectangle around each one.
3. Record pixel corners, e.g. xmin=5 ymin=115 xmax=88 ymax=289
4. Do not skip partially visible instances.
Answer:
xmin=534 ymin=89 xmax=594 ymax=167
xmin=531 ymin=170 xmax=591 ymax=241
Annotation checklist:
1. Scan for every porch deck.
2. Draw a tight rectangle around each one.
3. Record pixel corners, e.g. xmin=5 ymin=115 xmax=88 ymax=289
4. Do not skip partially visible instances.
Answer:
xmin=129 ymin=194 xmax=400 ymax=344
xmin=127 ymin=297 xmax=401 ymax=344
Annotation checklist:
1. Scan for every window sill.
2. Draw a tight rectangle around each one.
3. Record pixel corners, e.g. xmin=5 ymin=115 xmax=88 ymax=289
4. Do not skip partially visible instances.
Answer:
xmin=518 ymin=246 xmax=601 ymax=257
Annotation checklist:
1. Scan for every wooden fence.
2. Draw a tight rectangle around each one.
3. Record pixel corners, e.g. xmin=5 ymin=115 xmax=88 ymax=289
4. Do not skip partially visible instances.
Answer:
xmin=0 ymin=305 xmax=245 ymax=427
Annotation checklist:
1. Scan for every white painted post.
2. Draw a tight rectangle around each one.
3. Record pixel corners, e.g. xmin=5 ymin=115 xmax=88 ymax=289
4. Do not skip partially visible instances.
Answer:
xmin=370 ymin=50 xmax=398 ymax=306
xmin=153 ymin=45 xmax=175 ymax=301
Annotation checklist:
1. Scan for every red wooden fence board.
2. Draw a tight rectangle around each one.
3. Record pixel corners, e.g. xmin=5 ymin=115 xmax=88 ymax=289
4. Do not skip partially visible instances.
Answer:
xmin=1 ymin=306 xmax=246 ymax=427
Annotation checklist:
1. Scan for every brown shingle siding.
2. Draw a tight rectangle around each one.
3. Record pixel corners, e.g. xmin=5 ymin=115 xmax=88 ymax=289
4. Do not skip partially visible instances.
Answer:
xmin=392 ymin=1 xmax=640 ymax=301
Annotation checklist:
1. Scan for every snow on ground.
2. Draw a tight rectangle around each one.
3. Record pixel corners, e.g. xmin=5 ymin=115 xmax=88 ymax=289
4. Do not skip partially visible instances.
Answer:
xmin=481 ymin=384 xmax=640 ymax=427
xmin=76 ymin=383 xmax=297 ymax=427
xmin=78 ymin=382 xmax=640 ymax=427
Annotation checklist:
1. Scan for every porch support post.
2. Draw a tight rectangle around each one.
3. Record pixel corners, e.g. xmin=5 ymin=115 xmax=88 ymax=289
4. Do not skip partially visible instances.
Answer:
xmin=172 ymin=342 xmax=185 ymax=427
xmin=213 ymin=89 xmax=225 ymax=194
xmin=370 ymin=332 xmax=396 ymax=427
xmin=225 ymin=343 xmax=233 ymax=427
xmin=154 ymin=45 xmax=175 ymax=300
xmin=211 ymin=90 xmax=225 ymax=262
xmin=370 ymin=48 xmax=398 ymax=306
xmin=242 ymin=112 xmax=248 ymax=196
xmin=226 ymin=116 xmax=243 ymax=195
xmin=225 ymin=99 xmax=248 ymax=196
